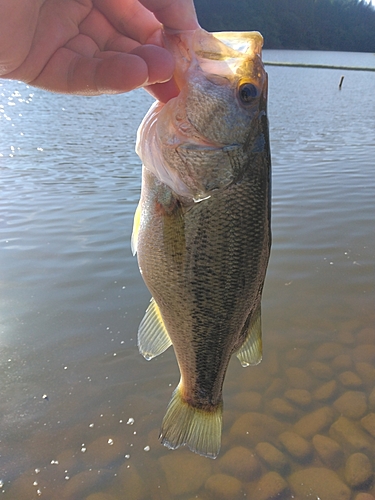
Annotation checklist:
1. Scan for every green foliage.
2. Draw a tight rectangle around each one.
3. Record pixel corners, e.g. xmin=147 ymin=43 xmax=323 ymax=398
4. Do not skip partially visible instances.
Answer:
xmin=195 ymin=0 xmax=375 ymax=52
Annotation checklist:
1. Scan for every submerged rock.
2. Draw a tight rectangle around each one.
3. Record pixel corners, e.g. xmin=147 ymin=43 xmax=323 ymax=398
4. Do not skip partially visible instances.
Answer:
xmin=218 ymin=446 xmax=261 ymax=481
xmin=284 ymin=389 xmax=312 ymax=408
xmin=333 ymin=391 xmax=367 ymax=419
xmin=255 ymin=441 xmax=290 ymax=472
xmin=205 ymin=473 xmax=243 ymax=499
xmin=278 ymin=431 xmax=312 ymax=461
xmin=361 ymin=413 xmax=375 ymax=438
xmin=230 ymin=412 xmax=287 ymax=447
xmin=312 ymin=434 xmax=344 ymax=468
xmin=268 ymin=397 xmax=298 ymax=420
xmin=313 ymin=380 xmax=338 ymax=402
xmin=252 ymin=471 xmax=289 ymax=500
xmin=289 ymin=467 xmax=351 ymax=500
xmin=308 ymin=360 xmax=334 ymax=380
xmin=332 ymin=354 xmax=353 ymax=371
xmin=285 ymin=367 xmax=314 ymax=389
xmin=293 ymin=406 xmax=335 ymax=439
xmin=314 ymin=342 xmax=344 ymax=360
xmin=338 ymin=371 xmax=363 ymax=389
xmin=344 ymin=452 xmax=373 ymax=489
xmin=158 ymin=452 xmax=211 ymax=496
xmin=330 ymin=416 xmax=375 ymax=455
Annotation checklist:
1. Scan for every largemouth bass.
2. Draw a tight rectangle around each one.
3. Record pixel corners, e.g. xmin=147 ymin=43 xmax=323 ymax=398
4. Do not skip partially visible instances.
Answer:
xmin=132 ymin=27 xmax=271 ymax=458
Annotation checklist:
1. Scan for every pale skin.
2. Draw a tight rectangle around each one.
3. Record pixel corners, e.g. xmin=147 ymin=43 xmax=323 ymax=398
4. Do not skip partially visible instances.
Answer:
xmin=0 ymin=0 xmax=199 ymax=102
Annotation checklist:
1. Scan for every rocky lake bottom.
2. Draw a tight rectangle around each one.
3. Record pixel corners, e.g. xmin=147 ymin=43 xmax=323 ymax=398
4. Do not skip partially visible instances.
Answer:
xmin=3 ymin=305 xmax=375 ymax=500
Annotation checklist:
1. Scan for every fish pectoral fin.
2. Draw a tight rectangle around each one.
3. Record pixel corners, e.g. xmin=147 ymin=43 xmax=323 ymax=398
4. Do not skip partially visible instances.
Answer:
xmin=131 ymin=201 xmax=141 ymax=256
xmin=160 ymin=384 xmax=222 ymax=459
xmin=138 ymin=298 xmax=172 ymax=360
xmin=236 ymin=304 xmax=263 ymax=367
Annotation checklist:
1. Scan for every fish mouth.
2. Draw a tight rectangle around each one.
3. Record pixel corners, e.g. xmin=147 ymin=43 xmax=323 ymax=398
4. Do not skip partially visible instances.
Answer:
xmin=163 ymin=27 xmax=265 ymax=94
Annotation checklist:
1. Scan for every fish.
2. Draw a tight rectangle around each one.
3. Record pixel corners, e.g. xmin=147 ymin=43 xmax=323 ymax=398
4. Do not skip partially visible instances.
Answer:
xmin=132 ymin=27 xmax=271 ymax=459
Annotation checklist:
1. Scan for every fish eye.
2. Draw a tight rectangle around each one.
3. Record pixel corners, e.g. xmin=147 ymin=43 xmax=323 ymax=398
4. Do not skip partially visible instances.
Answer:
xmin=239 ymin=83 xmax=258 ymax=103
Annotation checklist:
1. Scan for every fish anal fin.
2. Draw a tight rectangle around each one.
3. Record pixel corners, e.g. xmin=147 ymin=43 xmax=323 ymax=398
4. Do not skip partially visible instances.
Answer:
xmin=160 ymin=384 xmax=222 ymax=459
xmin=138 ymin=298 xmax=172 ymax=360
xmin=236 ymin=304 xmax=263 ymax=367
xmin=131 ymin=201 xmax=141 ymax=256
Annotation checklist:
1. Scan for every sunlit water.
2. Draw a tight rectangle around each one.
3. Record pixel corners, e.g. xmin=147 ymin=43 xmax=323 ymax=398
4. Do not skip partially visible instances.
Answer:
xmin=0 ymin=50 xmax=374 ymax=500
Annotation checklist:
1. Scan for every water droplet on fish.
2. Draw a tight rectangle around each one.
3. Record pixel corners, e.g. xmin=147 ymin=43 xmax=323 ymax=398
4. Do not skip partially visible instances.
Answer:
xmin=144 ymin=446 xmax=150 ymax=452
xmin=126 ymin=418 xmax=135 ymax=425
xmin=33 ymin=481 xmax=38 ymax=486
xmin=124 ymin=454 xmax=130 ymax=459
xmin=108 ymin=438 xmax=114 ymax=445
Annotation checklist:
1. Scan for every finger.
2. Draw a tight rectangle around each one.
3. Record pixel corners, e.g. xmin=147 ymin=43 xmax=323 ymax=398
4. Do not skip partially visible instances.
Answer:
xmin=79 ymin=7 xmax=139 ymax=53
xmin=93 ymin=0 xmax=161 ymax=44
xmin=130 ymin=45 xmax=174 ymax=85
xmin=145 ymin=78 xmax=180 ymax=103
xmin=140 ymin=0 xmax=199 ymax=30
xmin=29 ymin=45 xmax=174 ymax=95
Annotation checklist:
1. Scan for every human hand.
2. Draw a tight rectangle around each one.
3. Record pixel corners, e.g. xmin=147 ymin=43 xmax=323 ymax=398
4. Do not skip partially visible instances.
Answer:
xmin=0 ymin=0 xmax=198 ymax=101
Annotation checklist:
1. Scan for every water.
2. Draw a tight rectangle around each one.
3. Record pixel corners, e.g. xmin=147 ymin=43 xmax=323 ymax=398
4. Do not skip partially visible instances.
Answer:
xmin=0 ymin=50 xmax=374 ymax=499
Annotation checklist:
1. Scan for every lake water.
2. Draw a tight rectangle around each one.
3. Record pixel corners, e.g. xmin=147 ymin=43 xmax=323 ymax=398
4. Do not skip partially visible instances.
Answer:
xmin=0 ymin=50 xmax=374 ymax=500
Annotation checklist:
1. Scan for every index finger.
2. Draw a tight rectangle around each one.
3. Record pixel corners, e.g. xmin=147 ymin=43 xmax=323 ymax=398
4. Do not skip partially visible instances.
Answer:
xmin=140 ymin=0 xmax=199 ymax=31
xmin=93 ymin=0 xmax=162 ymax=44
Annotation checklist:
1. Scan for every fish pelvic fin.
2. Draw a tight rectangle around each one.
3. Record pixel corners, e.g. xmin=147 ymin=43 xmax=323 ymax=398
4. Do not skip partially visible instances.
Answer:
xmin=160 ymin=384 xmax=222 ymax=459
xmin=236 ymin=304 xmax=263 ymax=367
xmin=131 ymin=201 xmax=141 ymax=256
xmin=138 ymin=298 xmax=172 ymax=360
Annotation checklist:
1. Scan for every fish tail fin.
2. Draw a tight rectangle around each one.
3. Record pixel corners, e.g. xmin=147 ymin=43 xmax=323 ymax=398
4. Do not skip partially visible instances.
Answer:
xmin=160 ymin=384 xmax=222 ymax=459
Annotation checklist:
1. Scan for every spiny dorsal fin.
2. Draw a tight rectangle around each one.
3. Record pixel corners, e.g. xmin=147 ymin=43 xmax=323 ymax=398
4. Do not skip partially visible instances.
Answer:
xmin=236 ymin=304 xmax=263 ymax=367
xmin=138 ymin=298 xmax=172 ymax=360
xmin=131 ymin=201 xmax=141 ymax=256
xmin=160 ymin=383 xmax=222 ymax=459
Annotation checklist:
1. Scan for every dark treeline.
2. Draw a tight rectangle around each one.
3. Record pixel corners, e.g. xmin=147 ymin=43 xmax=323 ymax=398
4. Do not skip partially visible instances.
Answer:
xmin=195 ymin=0 xmax=375 ymax=52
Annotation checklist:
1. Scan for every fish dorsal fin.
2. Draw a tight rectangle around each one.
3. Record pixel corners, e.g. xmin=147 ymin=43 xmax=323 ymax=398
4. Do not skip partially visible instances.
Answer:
xmin=138 ymin=298 xmax=172 ymax=360
xmin=236 ymin=304 xmax=263 ymax=367
xmin=131 ymin=201 xmax=141 ymax=256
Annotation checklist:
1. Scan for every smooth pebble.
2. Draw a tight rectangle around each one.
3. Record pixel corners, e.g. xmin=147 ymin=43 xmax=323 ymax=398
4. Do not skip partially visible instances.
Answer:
xmin=333 ymin=391 xmax=367 ymax=419
xmin=158 ymin=452 xmax=211 ymax=496
xmin=313 ymin=380 xmax=338 ymax=402
xmin=205 ymin=474 xmax=242 ymax=499
xmin=252 ymin=471 xmax=289 ymax=500
xmin=332 ymin=354 xmax=353 ymax=371
xmin=284 ymin=389 xmax=312 ymax=407
xmin=312 ymin=434 xmax=344 ymax=468
xmin=345 ymin=452 xmax=373 ymax=489
xmin=278 ymin=431 xmax=312 ymax=461
xmin=255 ymin=442 xmax=289 ymax=472
xmin=338 ymin=371 xmax=363 ymax=388
xmin=218 ymin=446 xmax=261 ymax=481
xmin=361 ymin=413 xmax=375 ymax=438
xmin=289 ymin=467 xmax=351 ymax=500
xmin=330 ymin=416 xmax=375 ymax=455
xmin=308 ymin=360 xmax=334 ymax=380
xmin=293 ymin=406 xmax=335 ymax=439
